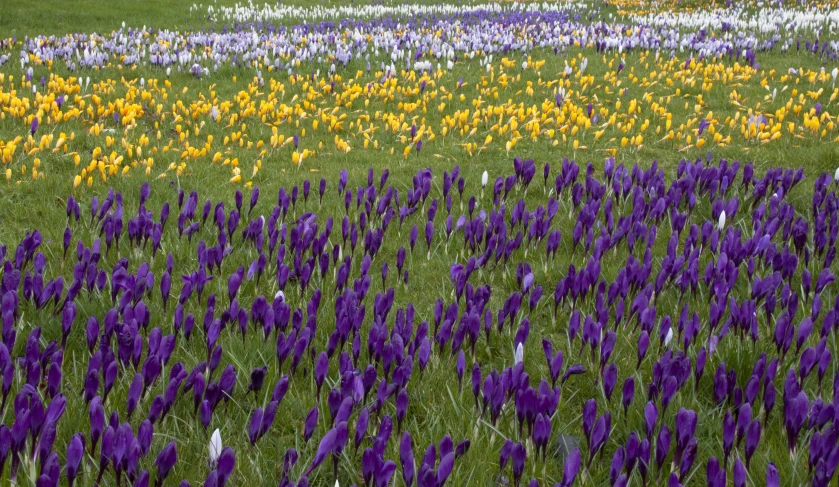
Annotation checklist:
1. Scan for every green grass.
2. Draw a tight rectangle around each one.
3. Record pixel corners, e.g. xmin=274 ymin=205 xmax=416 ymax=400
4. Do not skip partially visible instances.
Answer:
xmin=1 ymin=0 xmax=206 ymax=37
xmin=0 ymin=1 xmax=837 ymax=486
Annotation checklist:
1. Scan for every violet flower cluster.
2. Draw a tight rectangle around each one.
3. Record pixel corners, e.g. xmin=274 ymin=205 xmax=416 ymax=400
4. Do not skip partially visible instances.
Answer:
xmin=7 ymin=1 xmax=839 ymax=75
xmin=1 ymin=154 xmax=838 ymax=486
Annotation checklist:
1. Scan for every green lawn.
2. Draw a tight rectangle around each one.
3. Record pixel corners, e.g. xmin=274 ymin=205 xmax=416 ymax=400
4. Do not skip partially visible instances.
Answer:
xmin=0 ymin=1 xmax=837 ymax=486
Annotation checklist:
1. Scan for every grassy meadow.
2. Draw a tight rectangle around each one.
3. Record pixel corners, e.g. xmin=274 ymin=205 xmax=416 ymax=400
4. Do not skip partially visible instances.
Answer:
xmin=0 ymin=0 xmax=838 ymax=486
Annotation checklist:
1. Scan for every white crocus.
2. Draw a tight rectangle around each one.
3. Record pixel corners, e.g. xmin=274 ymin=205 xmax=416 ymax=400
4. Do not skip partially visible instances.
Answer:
xmin=514 ymin=342 xmax=523 ymax=365
xmin=664 ymin=328 xmax=673 ymax=346
xmin=834 ymin=167 xmax=839 ymax=183
xmin=482 ymin=171 xmax=489 ymax=188
xmin=209 ymin=429 xmax=222 ymax=466
xmin=717 ymin=210 xmax=726 ymax=231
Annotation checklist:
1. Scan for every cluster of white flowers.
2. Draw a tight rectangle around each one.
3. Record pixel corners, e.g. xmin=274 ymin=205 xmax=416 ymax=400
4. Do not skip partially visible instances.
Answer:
xmin=206 ymin=0 xmax=589 ymax=23
xmin=629 ymin=2 xmax=839 ymax=35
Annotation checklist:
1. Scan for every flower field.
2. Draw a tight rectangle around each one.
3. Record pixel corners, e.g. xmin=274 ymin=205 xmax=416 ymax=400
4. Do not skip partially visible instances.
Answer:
xmin=1 ymin=0 xmax=839 ymax=486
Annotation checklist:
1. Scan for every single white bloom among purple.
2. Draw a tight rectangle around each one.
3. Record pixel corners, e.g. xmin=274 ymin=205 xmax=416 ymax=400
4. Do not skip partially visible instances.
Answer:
xmin=209 ymin=429 xmax=222 ymax=467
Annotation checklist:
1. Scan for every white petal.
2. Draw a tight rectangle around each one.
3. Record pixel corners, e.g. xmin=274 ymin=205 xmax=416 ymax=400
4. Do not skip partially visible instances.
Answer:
xmin=664 ymin=328 xmax=673 ymax=346
xmin=514 ymin=342 xmax=524 ymax=365
xmin=209 ymin=429 xmax=222 ymax=465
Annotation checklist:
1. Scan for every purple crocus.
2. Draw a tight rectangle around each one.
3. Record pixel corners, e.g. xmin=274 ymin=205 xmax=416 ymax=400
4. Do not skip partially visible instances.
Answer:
xmin=559 ymin=448 xmax=581 ymax=487
xmin=766 ymin=463 xmax=779 ymax=487
xmin=155 ymin=441 xmax=177 ymax=486
xmin=66 ymin=434 xmax=84 ymax=487
xmin=401 ymin=432 xmax=415 ymax=487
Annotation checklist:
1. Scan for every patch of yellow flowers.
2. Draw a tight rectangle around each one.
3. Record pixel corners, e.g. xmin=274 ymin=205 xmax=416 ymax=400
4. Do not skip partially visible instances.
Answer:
xmin=0 ymin=50 xmax=837 ymax=190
